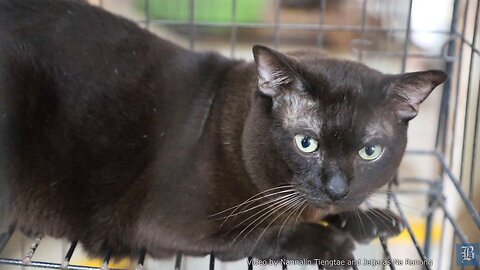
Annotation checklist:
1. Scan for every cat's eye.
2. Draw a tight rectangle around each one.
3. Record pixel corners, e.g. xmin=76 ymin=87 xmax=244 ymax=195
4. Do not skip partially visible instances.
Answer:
xmin=358 ymin=145 xmax=383 ymax=161
xmin=294 ymin=135 xmax=318 ymax=153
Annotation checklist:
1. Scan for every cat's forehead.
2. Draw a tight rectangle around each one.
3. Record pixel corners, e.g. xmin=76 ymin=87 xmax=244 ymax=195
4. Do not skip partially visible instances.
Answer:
xmin=292 ymin=53 xmax=384 ymax=96
xmin=273 ymin=91 xmax=321 ymax=132
xmin=273 ymin=53 xmax=389 ymax=138
xmin=274 ymin=84 xmax=386 ymax=139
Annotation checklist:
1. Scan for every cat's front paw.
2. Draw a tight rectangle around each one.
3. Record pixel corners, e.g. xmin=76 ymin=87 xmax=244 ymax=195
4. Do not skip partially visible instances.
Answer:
xmin=253 ymin=223 xmax=356 ymax=270
xmin=330 ymin=208 xmax=404 ymax=243
xmin=368 ymin=209 xmax=404 ymax=238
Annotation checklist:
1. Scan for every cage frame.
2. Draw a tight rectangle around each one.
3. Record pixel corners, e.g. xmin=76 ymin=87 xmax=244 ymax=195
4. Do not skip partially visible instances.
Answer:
xmin=0 ymin=0 xmax=479 ymax=269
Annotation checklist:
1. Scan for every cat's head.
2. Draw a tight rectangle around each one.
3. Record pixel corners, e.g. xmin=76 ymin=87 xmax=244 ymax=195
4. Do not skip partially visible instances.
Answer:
xmin=242 ymin=45 xmax=447 ymax=215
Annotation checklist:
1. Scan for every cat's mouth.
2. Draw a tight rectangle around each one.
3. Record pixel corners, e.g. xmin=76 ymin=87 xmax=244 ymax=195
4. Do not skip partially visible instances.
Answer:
xmin=300 ymin=203 xmax=337 ymax=223
xmin=300 ymin=191 xmax=359 ymax=215
xmin=293 ymin=185 xmax=360 ymax=216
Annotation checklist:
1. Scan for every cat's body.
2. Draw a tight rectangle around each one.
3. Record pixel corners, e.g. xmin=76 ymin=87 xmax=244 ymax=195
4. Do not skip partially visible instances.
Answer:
xmin=0 ymin=0 xmax=446 ymax=264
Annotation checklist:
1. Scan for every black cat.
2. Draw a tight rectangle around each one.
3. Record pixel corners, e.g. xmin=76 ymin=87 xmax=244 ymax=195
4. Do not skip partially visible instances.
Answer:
xmin=0 ymin=0 xmax=446 ymax=267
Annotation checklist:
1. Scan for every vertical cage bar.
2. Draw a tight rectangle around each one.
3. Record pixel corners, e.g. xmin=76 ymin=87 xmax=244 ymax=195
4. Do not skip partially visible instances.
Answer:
xmin=434 ymin=72 xmax=452 ymax=152
xmin=466 ymin=2 xmax=480 ymax=199
xmin=379 ymin=237 xmax=396 ymax=270
xmin=136 ymin=249 xmax=146 ymax=270
xmin=20 ymin=235 xmax=25 ymax=270
xmin=449 ymin=0 xmax=471 ymax=167
xmin=273 ymin=0 xmax=281 ymax=49
xmin=247 ymin=256 xmax=253 ymax=270
xmin=174 ymin=252 xmax=183 ymax=270
xmin=144 ymin=0 xmax=150 ymax=29
xmin=424 ymin=181 xmax=441 ymax=258
xmin=423 ymin=194 xmax=435 ymax=258
xmin=401 ymin=0 xmax=413 ymax=72
xmin=101 ymin=249 xmax=112 ymax=270
xmin=317 ymin=0 xmax=326 ymax=47
xmin=23 ymin=235 xmax=42 ymax=265
xmin=358 ymin=0 xmax=368 ymax=62
xmin=209 ymin=253 xmax=215 ymax=270
xmin=61 ymin=241 xmax=77 ymax=269
xmin=435 ymin=0 xmax=462 ymax=151
xmin=459 ymin=0 xmax=478 ymax=188
xmin=434 ymin=1 xmax=462 ymax=267
xmin=189 ymin=0 xmax=196 ymax=50
xmin=436 ymin=214 xmax=447 ymax=270
xmin=470 ymin=83 xmax=480 ymax=199
xmin=230 ymin=0 xmax=238 ymax=57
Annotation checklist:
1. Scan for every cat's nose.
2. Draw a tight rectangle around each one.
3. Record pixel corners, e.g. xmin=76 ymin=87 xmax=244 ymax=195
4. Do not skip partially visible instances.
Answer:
xmin=325 ymin=172 xmax=349 ymax=201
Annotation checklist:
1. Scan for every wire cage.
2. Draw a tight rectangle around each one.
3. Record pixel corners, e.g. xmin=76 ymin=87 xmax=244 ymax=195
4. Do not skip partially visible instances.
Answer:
xmin=0 ymin=0 xmax=479 ymax=269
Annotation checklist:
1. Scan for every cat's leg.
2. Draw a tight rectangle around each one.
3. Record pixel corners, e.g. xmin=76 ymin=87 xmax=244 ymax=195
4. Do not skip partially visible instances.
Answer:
xmin=216 ymin=223 xmax=356 ymax=269
xmin=325 ymin=208 xmax=404 ymax=243
xmin=217 ymin=209 xmax=402 ymax=265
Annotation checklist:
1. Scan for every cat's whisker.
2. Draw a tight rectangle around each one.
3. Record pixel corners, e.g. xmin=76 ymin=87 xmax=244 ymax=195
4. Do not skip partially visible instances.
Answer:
xmin=276 ymin=199 xmax=305 ymax=241
xmin=247 ymin=198 xmax=303 ymax=255
xmin=294 ymin=202 xmax=309 ymax=228
xmin=361 ymin=209 xmax=395 ymax=239
xmin=235 ymin=195 xmax=302 ymax=242
xmin=362 ymin=208 xmax=398 ymax=237
xmin=362 ymin=196 xmax=404 ymax=234
xmin=208 ymin=185 xmax=295 ymax=217
xmin=360 ymin=209 xmax=393 ymax=236
xmin=368 ymin=207 xmax=399 ymax=222
xmin=210 ymin=185 xmax=294 ymax=216
xmin=218 ymin=191 xmax=297 ymax=222
xmin=227 ymin=193 xmax=299 ymax=231
xmin=226 ymin=193 xmax=300 ymax=236
xmin=355 ymin=209 xmax=367 ymax=240
xmin=366 ymin=196 xmax=423 ymax=213
xmin=231 ymin=195 xmax=301 ymax=244
xmin=213 ymin=189 xmax=298 ymax=225
xmin=359 ymin=209 xmax=375 ymax=225
xmin=367 ymin=208 xmax=397 ymax=234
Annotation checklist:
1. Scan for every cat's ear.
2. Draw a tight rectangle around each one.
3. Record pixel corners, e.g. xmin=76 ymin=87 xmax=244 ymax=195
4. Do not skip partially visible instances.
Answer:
xmin=252 ymin=45 xmax=304 ymax=97
xmin=386 ymin=70 xmax=447 ymax=120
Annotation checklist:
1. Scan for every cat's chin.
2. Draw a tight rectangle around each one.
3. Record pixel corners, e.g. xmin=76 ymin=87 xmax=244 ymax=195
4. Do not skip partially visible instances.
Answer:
xmin=301 ymin=203 xmax=339 ymax=223
xmin=300 ymin=198 xmax=363 ymax=223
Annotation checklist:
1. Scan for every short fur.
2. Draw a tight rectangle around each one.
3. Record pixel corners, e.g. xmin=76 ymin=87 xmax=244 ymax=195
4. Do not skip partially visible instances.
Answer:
xmin=0 ymin=0 xmax=446 ymax=264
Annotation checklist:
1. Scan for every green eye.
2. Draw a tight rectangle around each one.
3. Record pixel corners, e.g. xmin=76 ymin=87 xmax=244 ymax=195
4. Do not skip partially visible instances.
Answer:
xmin=294 ymin=134 xmax=319 ymax=153
xmin=358 ymin=145 xmax=383 ymax=161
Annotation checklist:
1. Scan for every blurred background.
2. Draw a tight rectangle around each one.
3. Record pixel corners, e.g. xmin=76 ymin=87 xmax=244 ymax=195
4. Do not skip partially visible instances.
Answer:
xmin=0 ymin=0 xmax=479 ymax=269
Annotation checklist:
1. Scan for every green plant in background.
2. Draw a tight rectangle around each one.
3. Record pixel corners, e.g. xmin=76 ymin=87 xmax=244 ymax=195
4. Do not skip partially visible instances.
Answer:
xmin=136 ymin=0 xmax=265 ymax=23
